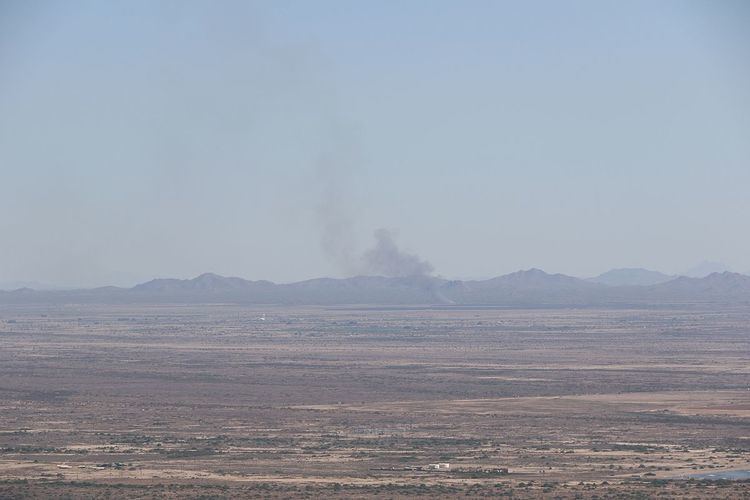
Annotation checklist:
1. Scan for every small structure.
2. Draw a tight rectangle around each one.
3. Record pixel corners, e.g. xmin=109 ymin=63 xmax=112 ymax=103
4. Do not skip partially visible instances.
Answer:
xmin=427 ymin=462 xmax=450 ymax=471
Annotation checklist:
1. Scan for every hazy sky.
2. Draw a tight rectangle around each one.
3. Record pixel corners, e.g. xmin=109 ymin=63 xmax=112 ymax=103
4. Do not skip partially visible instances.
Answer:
xmin=1 ymin=0 xmax=749 ymax=287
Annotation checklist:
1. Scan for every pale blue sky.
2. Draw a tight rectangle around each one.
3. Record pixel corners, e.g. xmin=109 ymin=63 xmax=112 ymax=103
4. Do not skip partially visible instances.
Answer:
xmin=1 ymin=0 xmax=748 ymax=286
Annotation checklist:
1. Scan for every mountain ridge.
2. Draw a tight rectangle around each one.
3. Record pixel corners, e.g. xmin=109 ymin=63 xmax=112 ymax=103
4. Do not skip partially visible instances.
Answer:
xmin=3 ymin=269 xmax=749 ymax=306
xmin=588 ymin=268 xmax=674 ymax=287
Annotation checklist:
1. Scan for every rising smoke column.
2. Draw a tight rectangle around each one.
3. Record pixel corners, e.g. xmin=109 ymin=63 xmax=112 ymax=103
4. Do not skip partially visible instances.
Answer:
xmin=313 ymin=133 xmax=434 ymax=278
xmin=361 ymin=228 xmax=434 ymax=277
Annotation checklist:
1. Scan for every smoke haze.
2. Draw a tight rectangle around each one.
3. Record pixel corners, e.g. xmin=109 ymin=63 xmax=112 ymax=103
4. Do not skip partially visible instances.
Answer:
xmin=362 ymin=228 xmax=434 ymax=277
xmin=314 ymin=150 xmax=434 ymax=278
xmin=314 ymin=150 xmax=359 ymax=276
xmin=1 ymin=2 xmax=749 ymax=285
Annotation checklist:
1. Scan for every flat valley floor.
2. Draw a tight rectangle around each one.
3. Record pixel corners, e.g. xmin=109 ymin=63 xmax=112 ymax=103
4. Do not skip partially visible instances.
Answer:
xmin=0 ymin=304 xmax=748 ymax=498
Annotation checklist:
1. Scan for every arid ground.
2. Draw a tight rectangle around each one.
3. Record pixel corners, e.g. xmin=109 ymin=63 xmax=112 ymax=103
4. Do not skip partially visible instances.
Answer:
xmin=0 ymin=304 xmax=748 ymax=498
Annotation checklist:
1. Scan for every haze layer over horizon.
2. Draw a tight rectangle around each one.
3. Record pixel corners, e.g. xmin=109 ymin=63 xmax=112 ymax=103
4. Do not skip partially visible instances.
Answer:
xmin=1 ymin=0 xmax=749 ymax=287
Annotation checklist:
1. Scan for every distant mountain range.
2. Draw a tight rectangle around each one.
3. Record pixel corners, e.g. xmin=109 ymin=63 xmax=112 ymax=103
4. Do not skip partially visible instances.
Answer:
xmin=683 ymin=260 xmax=732 ymax=278
xmin=587 ymin=268 xmax=674 ymax=286
xmin=2 ymin=269 xmax=749 ymax=307
xmin=0 ymin=280 xmax=69 ymax=291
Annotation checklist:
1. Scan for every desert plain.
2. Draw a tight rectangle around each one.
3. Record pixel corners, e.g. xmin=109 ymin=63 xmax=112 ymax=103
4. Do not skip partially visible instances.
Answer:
xmin=0 ymin=304 xmax=748 ymax=498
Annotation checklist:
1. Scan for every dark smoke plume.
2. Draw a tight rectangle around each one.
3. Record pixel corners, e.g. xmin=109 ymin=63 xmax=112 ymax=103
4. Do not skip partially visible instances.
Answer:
xmin=313 ymin=133 xmax=434 ymax=278
xmin=361 ymin=228 xmax=434 ymax=277
xmin=314 ymin=148 xmax=360 ymax=275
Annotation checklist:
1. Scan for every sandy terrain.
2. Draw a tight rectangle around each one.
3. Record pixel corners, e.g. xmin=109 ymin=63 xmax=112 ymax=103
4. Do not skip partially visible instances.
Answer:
xmin=0 ymin=304 xmax=748 ymax=498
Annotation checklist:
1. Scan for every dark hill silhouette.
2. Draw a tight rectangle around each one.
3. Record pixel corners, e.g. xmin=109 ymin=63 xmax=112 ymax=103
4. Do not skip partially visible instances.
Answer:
xmin=588 ymin=268 xmax=674 ymax=287
xmin=1 ymin=270 xmax=749 ymax=306
xmin=134 ymin=273 xmax=275 ymax=293
xmin=645 ymin=272 xmax=750 ymax=299
xmin=683 ymin=261 xmax=731 ymax=278
xmin=442 ymin=269 xmax=605 ymax=305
